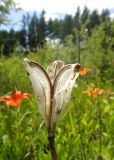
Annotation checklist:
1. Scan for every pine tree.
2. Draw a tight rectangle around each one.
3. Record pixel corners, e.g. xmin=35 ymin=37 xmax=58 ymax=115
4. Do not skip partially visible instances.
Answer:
xmin=19 ymin=13 xmax=30 ymax=52
xmin=28 ymin=12 xmax=38 ymax=51
xmin=38 ymin=10 xmax=46 ymax=47
xmin=61 ymin=14 xmax=73 ymax=40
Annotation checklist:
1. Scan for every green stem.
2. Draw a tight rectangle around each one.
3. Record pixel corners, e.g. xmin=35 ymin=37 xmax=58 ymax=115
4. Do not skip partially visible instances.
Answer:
xmin=48 ymin=129 xmax=57 ymax=160
xmin=72 ymin=96 xmax=86 ymax=160
xmin=97 ymin=98 xmax=102 ymax=159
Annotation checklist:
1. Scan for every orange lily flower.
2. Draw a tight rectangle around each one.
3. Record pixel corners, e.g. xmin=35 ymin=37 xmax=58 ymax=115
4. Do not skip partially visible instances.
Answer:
xmin=0 ymin=90 xmax=31 ymax=108
xmin=83 ymin=88 xmax=105 ymax=98
xmin=79 ymin=67 xmax=91 ymax=76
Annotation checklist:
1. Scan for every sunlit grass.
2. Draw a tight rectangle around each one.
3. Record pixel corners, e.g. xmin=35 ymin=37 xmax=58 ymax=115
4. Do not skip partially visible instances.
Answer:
xmin=0 ymin=53 xmax=114 ymax=159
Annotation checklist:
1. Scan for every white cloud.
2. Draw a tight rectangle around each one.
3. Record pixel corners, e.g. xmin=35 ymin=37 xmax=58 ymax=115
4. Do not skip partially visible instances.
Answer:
xmin=86 ymin=0 xmax=114 ymax=12
xmin=14 ymin=0 xmax=114 ymax=19
xmin=110 ymin=13 xmax=114 ymax=19
xmin=45 ymin=13 xmax=58 ymax=21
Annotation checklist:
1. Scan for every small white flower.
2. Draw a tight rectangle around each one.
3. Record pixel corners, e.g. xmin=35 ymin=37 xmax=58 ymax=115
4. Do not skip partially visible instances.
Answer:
xmin=23 ymin=58 xmax=80 ymax=130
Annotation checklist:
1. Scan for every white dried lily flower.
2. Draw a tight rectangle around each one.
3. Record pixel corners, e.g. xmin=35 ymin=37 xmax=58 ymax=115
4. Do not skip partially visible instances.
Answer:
xmin=23 ymin=58 xmax=80 ymax=130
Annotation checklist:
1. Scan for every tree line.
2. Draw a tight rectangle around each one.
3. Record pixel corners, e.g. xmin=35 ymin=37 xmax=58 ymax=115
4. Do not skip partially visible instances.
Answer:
xmin=0 ymin=6 xmax=113 ymax=56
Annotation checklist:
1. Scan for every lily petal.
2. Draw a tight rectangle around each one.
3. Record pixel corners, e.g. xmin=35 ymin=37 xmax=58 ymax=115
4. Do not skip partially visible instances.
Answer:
xmin=51 ymin=63 xmax=80 ymax=124
xmin=23 ymin=58 xmax=52 ymax=126
xmin=47 ymin=60 xmax=64 ymax=84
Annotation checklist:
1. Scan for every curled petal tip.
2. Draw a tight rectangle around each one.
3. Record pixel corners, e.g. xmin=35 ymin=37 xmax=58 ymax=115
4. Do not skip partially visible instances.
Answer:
xmin=23 ymin=58 xmax=30 ymax=64
xmin=75 ymin=63 xmax=81 ymax=70
xmin=23 ymin=58 xmax=28 ymax=62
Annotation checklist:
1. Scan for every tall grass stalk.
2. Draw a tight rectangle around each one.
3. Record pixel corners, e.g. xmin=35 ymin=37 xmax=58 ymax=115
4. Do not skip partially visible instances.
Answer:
xmin=72 ymin=96 xmax=86 ymax=160
xmin=97 ymin=97 xmax=102 ymax=159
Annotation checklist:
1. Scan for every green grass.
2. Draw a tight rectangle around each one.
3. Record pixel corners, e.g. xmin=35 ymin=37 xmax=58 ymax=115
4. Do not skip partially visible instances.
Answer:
xmin=0 ymin=53 xmax=114 ymax=160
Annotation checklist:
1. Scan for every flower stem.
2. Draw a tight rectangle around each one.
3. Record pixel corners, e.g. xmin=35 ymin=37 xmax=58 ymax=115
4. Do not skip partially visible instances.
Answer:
xmin=72 ymin=96 xmax=86 ymax=160
xmin=97 ymin=98 xmax=102 ymax=159
xmin=48 ymin=130 xmax=58 ymax=160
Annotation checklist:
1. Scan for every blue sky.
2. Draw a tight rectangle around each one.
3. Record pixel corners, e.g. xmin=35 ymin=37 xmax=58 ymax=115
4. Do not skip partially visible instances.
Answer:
xmin=1 ymin=0 xmax=114 ymax=31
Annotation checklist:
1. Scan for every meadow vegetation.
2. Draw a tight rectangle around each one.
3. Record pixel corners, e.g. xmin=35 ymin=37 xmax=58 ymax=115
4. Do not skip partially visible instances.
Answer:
xmin=0 ymin=42 xmax=114 ymax=159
